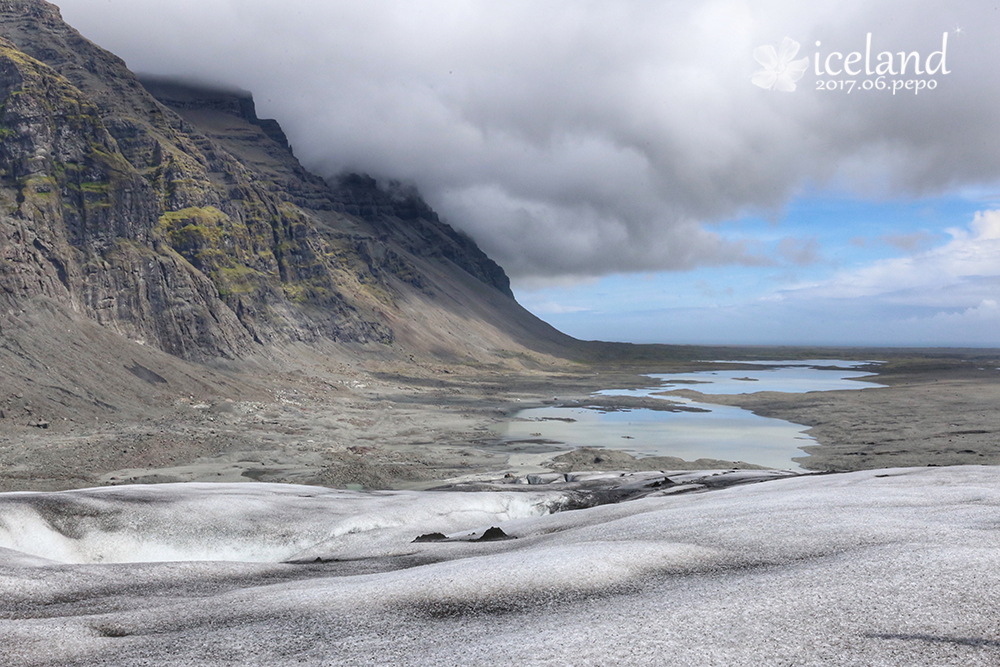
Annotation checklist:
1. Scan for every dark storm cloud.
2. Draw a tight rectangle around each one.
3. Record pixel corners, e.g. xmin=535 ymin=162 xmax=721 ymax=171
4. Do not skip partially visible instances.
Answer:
xmin=52 ymin=0 xmax=1000 ymax=282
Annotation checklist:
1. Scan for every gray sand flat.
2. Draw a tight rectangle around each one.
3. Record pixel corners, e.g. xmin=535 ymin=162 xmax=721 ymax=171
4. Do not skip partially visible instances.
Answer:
xmin=3 ymin=353 xmax=999 ymax=492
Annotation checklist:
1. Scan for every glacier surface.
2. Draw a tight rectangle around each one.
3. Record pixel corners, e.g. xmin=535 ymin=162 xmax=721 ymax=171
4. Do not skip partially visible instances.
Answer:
xmin=1 ymin=467 xmax=998 ymax=666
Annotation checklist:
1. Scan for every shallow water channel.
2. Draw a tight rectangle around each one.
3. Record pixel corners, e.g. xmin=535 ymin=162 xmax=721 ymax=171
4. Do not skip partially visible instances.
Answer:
xmin=499 ymin=360 xmax=884 ymax=469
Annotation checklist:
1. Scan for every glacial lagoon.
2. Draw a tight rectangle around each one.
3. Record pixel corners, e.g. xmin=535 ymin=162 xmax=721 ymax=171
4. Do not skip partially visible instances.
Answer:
xmin=499 ymin=360 xmax=885 ymax=469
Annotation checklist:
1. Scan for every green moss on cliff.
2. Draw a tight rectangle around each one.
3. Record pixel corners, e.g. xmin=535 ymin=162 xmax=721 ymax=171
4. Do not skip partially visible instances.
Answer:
xmin=216 ymin=264 xmax=267 ymax=297
xmin=157 ymin=206 xmax=227 ymax=247
xmin=79 ymin=181 xmax=111 ymax=194
xmin=156 ymin=205 xmax=280 ymax=303
xmin=17 ymin=174 xmax=60 ymax=218
xmin=282 ymin=278 xmax=336 ymax=304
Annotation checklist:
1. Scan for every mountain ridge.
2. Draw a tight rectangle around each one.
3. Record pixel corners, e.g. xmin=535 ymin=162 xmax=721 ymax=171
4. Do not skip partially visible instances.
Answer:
xmin=0 ymin=0 xmax=570 ymax=369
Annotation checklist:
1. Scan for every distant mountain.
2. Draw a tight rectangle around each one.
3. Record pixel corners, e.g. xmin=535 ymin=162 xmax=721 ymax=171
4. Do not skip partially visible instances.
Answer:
xmin=0 ymin=0 xmax=574 ymax=365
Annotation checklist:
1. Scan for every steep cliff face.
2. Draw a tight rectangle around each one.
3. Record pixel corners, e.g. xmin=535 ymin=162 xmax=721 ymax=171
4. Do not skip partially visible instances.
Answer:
xmin=0 ymin=0 xmax=557 ymax=365
xmin=136 ymin=75 xmax=514 ymax=300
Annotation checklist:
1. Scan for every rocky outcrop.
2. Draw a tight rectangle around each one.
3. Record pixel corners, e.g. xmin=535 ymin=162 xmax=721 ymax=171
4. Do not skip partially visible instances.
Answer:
xmin=0 ymin=0 xmax=529 ymax=362
xmin=137 ymin=77 xmax=292 ymax=153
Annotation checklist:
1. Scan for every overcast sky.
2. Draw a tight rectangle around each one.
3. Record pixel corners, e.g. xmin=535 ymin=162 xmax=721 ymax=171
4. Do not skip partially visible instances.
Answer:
xmin=53 ymin=0 xmax=1000 ymax=346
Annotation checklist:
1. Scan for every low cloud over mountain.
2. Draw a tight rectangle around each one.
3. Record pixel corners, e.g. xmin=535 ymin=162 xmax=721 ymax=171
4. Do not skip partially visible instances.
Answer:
xmin=54 ymin=1 xmax=1000 ymax=284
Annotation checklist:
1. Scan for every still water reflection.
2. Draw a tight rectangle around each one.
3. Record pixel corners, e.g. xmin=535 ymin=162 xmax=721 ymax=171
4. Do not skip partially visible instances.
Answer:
xmin=499 ymin=360 xmax=884 ymax=469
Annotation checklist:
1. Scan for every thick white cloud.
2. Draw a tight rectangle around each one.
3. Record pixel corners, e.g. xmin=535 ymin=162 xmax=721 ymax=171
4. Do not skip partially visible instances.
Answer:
xmin=51 ymin=0 xmax=1000 ymax=280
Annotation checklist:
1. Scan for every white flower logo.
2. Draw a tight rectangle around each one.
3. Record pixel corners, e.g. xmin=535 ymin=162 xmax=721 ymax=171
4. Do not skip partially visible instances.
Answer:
xmin=752 ymin=37 xmax=809 ymax=92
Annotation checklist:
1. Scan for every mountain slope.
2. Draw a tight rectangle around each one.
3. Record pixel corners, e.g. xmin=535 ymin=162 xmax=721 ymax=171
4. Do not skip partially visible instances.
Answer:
xmin=0 ymin=0 xmax=575 ymax=366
